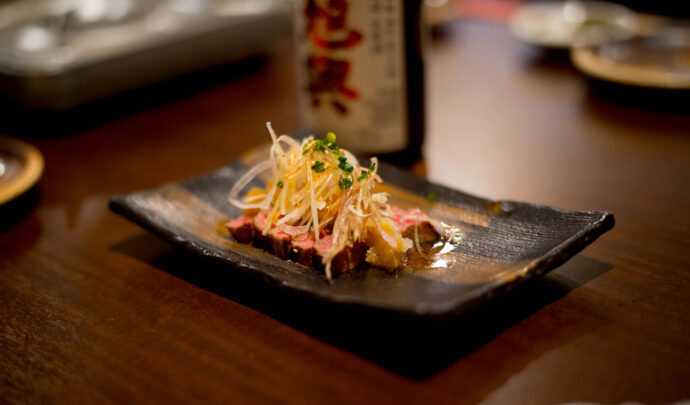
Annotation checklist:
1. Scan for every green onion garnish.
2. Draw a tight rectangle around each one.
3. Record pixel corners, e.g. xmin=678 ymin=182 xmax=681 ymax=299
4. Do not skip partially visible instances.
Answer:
xmin=339 ymin=173 xmax=353 ymax=189
xmin=358 ymin=161 xmax=376 ymax=181
xmin=311 ymin=161 xmax=325 ymax=172
xmin=338 ymin=161 xmax=353 ymax=173
xmin=302 ymin=140 xmax=314 ymax=155
xmin=314 ymin=141 xmax=327 ymax=152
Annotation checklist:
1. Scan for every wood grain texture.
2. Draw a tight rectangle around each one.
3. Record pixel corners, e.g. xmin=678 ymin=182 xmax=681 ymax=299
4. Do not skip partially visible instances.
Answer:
xmin=2 ymin=21 xmax=690 ymax=404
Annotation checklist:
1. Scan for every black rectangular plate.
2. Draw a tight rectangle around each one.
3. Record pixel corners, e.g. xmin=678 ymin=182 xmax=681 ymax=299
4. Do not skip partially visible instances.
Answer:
xmin=109 ymin=154 xmax=614 ymax=320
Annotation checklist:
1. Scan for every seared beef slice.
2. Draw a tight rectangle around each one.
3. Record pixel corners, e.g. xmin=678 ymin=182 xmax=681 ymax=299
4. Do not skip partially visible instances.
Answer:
xmin=225 ymin=216 xmax=254 ymax=243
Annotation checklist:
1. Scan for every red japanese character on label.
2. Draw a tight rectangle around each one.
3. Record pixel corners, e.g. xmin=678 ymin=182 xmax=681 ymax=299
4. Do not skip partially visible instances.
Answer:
xmin=307 ymin=55 xmax=358 ymax=114
xmin=304 ymin=0 xmax=363 ymax=49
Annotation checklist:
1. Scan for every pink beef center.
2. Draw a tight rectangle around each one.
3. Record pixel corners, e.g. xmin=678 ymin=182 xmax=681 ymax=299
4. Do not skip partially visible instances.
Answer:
xmin=390 ymin=206 xmax=428 ymax=230
xmin=253 ymin=212 xmax=267 ymax=229
xmin=293 ymin=234 xmax=314 ymax=249
xmin=227 ymin=215 xmax=252 ymax=228
xmin=314 ymin=235 xmax=334 ymax=254
xmin=268 ymin=227 xmax=290 ymax=240
xmin=242 ymin=206 xmax=430 ymax=250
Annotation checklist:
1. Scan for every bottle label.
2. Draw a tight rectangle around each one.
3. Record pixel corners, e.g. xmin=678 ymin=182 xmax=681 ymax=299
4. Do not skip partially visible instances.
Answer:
xmin=295 ymin=0 xmax=408 ymax=153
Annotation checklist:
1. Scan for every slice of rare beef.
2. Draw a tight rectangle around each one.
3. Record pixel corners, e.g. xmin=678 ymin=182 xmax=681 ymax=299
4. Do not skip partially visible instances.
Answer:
xmin=225 ymin=215 xmax=254 ymax=243
xmin=252 ymin=212 xmax=270 ymax=249
xmin=291 ymin=233 xmax=316 ymax=266
xmin=313 ymin=235 xmax=366 ymax=274
xmin=268 ymin=227 xmax=292 ymax=259
xmin=390 ymin=206 xmax=441 ymax=243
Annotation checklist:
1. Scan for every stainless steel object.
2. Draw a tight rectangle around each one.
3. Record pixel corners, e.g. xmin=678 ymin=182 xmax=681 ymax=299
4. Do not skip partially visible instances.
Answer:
xmin=0 ymin=0 xmax=290 ymax=109
xmin=509 ymin=1 xmax=638 ymax=49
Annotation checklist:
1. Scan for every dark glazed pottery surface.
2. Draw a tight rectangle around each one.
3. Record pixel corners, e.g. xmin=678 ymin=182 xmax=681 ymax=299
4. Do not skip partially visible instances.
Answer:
xmin=110 ymin=157 xmax=614 ymax=320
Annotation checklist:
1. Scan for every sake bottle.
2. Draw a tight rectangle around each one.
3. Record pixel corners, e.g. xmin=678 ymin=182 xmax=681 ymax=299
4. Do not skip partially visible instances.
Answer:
xmin=294 ymin=0 xmax=425 ymax=167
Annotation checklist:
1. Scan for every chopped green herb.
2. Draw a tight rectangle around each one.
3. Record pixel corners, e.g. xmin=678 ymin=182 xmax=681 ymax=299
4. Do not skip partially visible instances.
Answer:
xmin=302 ymin=140 xmax=313 ymax=155
xmin=277 ymin=180 xmax=284 ymax=188
xmin=339 ymin=173 xmax=353 ymax=189
xmin=328 ymin=142 xmax=339 ymax=151
xmin=427 ymin=192 xmax=438 ymax=202
xmin=326 ymin=132 xmax=336 ymax=144
xmin=358 ymin=160 xmax=376 ymax=181
xmin=314 ymin=141 xmax=327 ymax=152
xmin=337 ymin=156 xmax=353 ymax=172
xmin=311 ymin=161 xmax=325 ymax=172
xmin=338 ymin=161 xmax=354 ymax=173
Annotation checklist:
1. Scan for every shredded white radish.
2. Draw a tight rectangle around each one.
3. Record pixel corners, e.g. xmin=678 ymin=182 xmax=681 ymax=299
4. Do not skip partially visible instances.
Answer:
xmin=244 ymin=193 xmax=265 ymax=203
xmin=279 ymin=183 xmax=287 ymax=215
xmin=314 ymin=173 xmax=333 ymax=197
xmin=228 ymin=160 xmax=271 ymax=209
xmin=322 ymin=191 xmax=353 ymax=265
xmin=308 ymin=159 xmax=319 ymax=242
xmin=276 ymin=134 xmax=299 ymax=149
xmin=261 ymin=181 xmax=277 ymax=212
xmin=227 ymin=123 xmax=446 ymax=280
xmin=280 ymin=223 xmax=310 ymax=235
xmin=371 ymin=193 xmax=388 ymax=204
xmin=276 ymin=209 xmax=300 ymax=225
xmin=343 ymin=150 xmax=359 ymax=167
xmin=413 ymin=218 xmax=424 ymax=254
xmin=325 ymin=262 xmax=332 ymax=281
xmin=348 ymin=205 xmax=369 ymax=217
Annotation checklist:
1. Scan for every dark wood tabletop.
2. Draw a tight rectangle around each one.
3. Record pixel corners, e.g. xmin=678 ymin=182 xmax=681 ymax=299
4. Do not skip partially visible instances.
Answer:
xmin=2 ymin=19 xmax=689 ymax=405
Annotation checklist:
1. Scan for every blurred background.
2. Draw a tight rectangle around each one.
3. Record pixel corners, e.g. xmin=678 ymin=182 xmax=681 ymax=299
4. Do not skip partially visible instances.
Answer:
xmin=0 ymin=0 xmax=688 ymax=207
xmin=0 ymin=0 xmax=687 ymax=122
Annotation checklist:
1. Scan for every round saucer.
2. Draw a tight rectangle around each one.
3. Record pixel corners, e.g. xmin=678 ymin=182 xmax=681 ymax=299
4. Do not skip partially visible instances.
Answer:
xmin=509 ymin=1 xmax=637 ymax=49
xmin=572 ymin=24 xmax=690 ymax=89
xmin=0 ymin=136 xmax=44 ymax=205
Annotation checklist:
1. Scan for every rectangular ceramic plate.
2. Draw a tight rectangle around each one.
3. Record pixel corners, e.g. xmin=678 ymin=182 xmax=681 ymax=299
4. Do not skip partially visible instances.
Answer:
xmin=109 ymin=147 xmax=614 ymax=320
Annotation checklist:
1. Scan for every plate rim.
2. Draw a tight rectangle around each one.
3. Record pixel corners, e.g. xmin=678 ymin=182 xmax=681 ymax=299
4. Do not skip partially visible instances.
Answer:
xmin=571 ymin=43 xmax=690 ymax=90
xmin=0 ymin=135 xmax=44 ymax=205
xmin=110 ymin=161 xmax=615 ymax=320
xmin=508 ymin=0 xmax=637 ymax=49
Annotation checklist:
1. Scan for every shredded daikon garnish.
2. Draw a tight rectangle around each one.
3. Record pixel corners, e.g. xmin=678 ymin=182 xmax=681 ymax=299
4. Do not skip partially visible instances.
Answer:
xmin=229 ymin=123 xmax=412 ymax=279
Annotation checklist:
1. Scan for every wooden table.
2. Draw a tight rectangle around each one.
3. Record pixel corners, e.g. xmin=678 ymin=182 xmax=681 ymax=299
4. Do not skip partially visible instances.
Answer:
xmin=2 ymin=20 xmax=689 ymax=404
